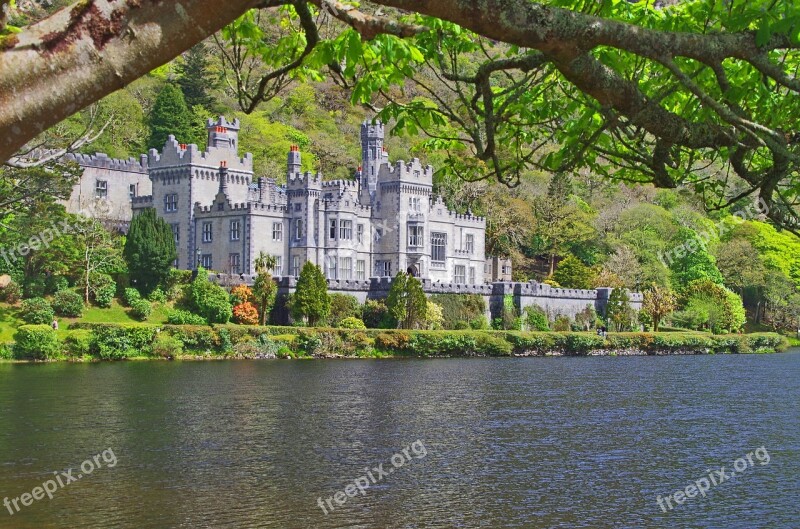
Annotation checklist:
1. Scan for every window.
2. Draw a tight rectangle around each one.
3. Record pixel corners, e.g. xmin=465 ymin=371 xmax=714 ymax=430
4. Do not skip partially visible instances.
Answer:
xmin=357 ymin=224 xmax=364 ymax=244
xmin=129 ymin=184 xmax=136 ymax=200
xmin=329 ymin=219 xmax=337 ymax=240
xmin=202 ymin=222 xmax=213 ymax=243
xmin=465 ymin=234 xmax=474 ymax=254
xmin=340 ymin=257 xmax=352 ymax=280
xmin=374 ymin=228 xmax=383 ymax=243
xmin=356 ymin=260 xmax=366 ymax=280
xmin=272 ymin=222 xmax=283 ymax=241
xmin=502 ymin=264 xmax=512 ymax=275
xmin=409 ymin=197 xmax=421 ymax=211
xmin=95 ymin=180 xmax=108 ymax=199
xmin=294 ymin=203 xmax=301 ymax=212
xmin=327 ymin=257 xmax=337 ymax=279
xmin=339 ymin=220 xmax=353 ymax=240
xmin=230 ymin=220 xmax=241 ymax=241
xmin=273 ymin=256 xmax=282 ymax=276
xmin=292 ymin=256 xmax=301 ymax=277
xmin=201 ymin=254 xmax=212 ymax=269
xmin=375 ymin=260 xmax=392 ymax=277
xmin=295 ymin=219 xmax=304 ymax=239
xmin=171 ymin=224 xmax=180 ymax=244
xmin=431 ymin=232 xmax=447 ymax=262
xmin=165 ymin=193 xmax=178 ymax=212
xmin=469 ymin=267 xmax=476 ymax=285
xmin=229 ymin=253 xmax=240 ymax=274
xmin=408 ymin=225 xmax=424 ymax=248
xmin=455 ymin=265 xmax=466 ymax=283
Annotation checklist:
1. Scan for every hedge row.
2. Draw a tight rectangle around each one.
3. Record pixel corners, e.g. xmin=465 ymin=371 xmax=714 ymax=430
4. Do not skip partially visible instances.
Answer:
xmin=6 ymin=324 xmax=778 ymax=361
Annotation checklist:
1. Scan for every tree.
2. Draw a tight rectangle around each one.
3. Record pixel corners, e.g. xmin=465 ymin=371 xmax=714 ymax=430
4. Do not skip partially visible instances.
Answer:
xmin=251 ymin=252 xmax=278 ymax=325
xmin=72 ymin=217 xmax=125 ymax=303
xmin=552 ymin=255 xmax=595 ymax=290
xmin=677 ymin=279 xmax=746 ymax=334
xmin=148 ymin=83 xmax=198 ymax=150
xmin=641 ymin=285 xmax=677 ymax=332
xmin=186 ymin=267 xmax=233 ymax=323
xmin=386 ymin=272 xmax=427 ymax=329
xmin=176 ymin=43 xmax=216 ymax=110
xmin=292 ymin=261 xmax=329 ymax=326
xmin=4 ymin=0 xmax=800 ymax=235
xmin=606 ymin=288 xmax=635 ymax=332
xmin=123 ymin=208 xmax=177 ymax=295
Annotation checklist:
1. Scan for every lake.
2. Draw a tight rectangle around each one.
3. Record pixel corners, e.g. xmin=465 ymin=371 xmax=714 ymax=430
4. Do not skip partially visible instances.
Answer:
xmin=0 ymin=351 xmax=798 ymax=528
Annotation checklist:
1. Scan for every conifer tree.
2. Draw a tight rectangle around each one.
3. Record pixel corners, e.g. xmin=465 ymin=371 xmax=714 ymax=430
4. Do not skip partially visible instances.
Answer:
xmin=177 ymin=43 xmax=216 ymax=110
xmin=123 ymin=208 xmax=177 ymax=295
xmin=292 ymin=262 xmax=330 ymax=326
xmin=147 ymin=84 xmax=197 ymax=150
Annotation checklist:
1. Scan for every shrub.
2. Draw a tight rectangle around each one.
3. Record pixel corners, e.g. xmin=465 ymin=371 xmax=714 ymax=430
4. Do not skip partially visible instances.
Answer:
xmin=0 ymin=281 xmax=22 ymax=304
xmin=470 ymin=316 xmax=489 ymax=330
xmin=362 ymin=299 xmax=389 ymax=328
xmin=46 ymin=275 xmax=70 ymax=294
xmin=0 ymin=343 xmax=13 ymax=360
xmin=338 ymin=317 xmax=367 ymax=329
xmin=552 ymin=315 xmax=571 ymax=332
xmin=147 ymin=288 xmax=167 ymax=304
xmin=13 ymin=325 xmax=60 ymax=360
xmin=218 ymin=328 xmax=233 ymax=354
xmin=328 ymin=294 xmax=362 ymax=327
xmin=151 ymin=333 xmax=183 ymax=358
xmin=425 ymin=301 xmax=444 ymax=330
xmin=92 ymin=278 xmax=116 ymax=308
xmin=167 ymin=309 xmax=208 ymax=325
xmin=23 ymin=276 xmax=47 ymax=299
xmin=186 ymin=269 xmax=232 ymax=323
xmin=429 ymin=294 xmax=486 ymax=330
xmin=233 ymin=302 xmax=260 ymax=325
xmin=230 ymin=285 xmax=254 ymax=305
xmin=52 ymin=290 xmax=84 ymax=318
xmin=123 ymin=287 xmax=142 ymax=306
xmin=89 ymin=325 xmax=158 ymax=359
xmin=523 ymin=306 xmax=549 ymax=331
xmin=20 ymin=297 xmax=54 ymax=324
xmin=130 ymin=299 xmax=152 ymax=321
xmin=62 ymin=332 xmax=91 ymax=357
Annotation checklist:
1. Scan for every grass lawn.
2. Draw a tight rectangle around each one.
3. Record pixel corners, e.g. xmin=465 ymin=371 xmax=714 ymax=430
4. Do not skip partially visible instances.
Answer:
xmin=0 ymin=299 xmax=171 ymax=343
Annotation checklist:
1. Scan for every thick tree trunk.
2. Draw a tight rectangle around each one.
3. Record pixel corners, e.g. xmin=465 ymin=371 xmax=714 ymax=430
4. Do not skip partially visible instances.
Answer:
xmin=0 ymin=0 xmax=268 ymax=161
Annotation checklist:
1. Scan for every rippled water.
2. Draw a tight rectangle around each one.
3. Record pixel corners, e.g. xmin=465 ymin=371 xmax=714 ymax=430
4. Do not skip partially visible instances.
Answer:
xmin=0 ymin=351 xmax=798 ymax=528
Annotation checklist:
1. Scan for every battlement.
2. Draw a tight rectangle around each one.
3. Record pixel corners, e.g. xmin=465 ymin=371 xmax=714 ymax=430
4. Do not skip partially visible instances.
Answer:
xmin=131 ymin=195 xmax=154 ymax=206
xmin=64 ymin=152 xmax=148 ymax=173
xmin=382 ymin=158 xmax=434 ymax=182
xmin=287 ymin=171 xmax=323 ymax=189
xmin=206 ymin=116 xmax=240 ymax=131
xmin=148 ymin=135 xmax=253 ymax=171
xmin=447 ymin=210 xmax=486 ymax=224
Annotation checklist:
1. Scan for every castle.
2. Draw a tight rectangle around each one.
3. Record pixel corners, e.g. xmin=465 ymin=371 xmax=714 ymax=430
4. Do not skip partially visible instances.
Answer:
xmin=68 ymin=117 xmax=503 ymax=284
xmin=61 ymin=117 xmax=641 ymax=321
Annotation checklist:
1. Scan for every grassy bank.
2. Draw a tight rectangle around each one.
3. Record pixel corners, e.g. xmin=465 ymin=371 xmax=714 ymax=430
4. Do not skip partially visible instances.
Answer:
xmin=0 ymin=322 xmax=790 ymax=362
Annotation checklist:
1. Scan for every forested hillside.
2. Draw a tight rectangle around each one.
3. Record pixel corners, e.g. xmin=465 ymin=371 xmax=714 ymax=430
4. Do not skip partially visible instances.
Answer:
xmin=2 ymin=1 xmax=799 ymax=333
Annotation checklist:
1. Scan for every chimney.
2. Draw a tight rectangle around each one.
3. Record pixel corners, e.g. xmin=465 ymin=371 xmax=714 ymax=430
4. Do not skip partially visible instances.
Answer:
xmin=218 ymin=161 xmax=228 ymax=195
xmin=287 ymin=145 xmax=301 ymax=175
xmin=258 ymin=177 xmax=267 ymax=203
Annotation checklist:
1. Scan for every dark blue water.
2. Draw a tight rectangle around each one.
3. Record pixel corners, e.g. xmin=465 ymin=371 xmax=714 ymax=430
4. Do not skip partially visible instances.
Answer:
xmin=0 ymin=351 xmax=798 ymax=528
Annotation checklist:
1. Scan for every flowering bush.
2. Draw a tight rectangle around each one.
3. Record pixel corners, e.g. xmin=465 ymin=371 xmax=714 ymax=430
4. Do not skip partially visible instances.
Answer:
xmin=230 ymin=285 xmax=254 ymax=305
xmin=233 ymin=302 xmax=259 ymax=325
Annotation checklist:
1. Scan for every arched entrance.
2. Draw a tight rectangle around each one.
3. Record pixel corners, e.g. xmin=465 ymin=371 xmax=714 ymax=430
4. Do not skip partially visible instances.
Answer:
xmin=407 ymin=265 xmax=419 ymax=277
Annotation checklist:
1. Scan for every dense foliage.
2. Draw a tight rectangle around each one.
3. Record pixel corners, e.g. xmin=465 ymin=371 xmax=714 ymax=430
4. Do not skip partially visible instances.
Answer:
xmin=292 ymin=262 xmax=330 ymax=326
xmin=123 ymin=208 xmax=178 ymax=295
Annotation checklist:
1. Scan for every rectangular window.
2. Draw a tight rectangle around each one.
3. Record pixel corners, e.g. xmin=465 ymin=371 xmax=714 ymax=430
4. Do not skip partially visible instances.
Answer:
xmin=272 ymin=222 xmax=283 ymax=241
xmin=165 ymin=194 xmax=178 ymax=212
xmin=273 ymin=256 xmax=282 ymax=276
xmin=339 ymin=220 xmax=352 ymax=240
xmin=356 ymin=260 xmax=366 ymax=280
xmin=469 ymin=266 xmax=476 ymax=284
xmin=201 ymin=254 xmax=212 ymax=269
xmin=327 ymin=257 xmax=337 ymax=279
xmin=408 ymin=225 xmax=424 ymax=248
xmin=340 ymin=257 xmax=352 ymax=280
xmin=171 ymin=224 xmax=180 ymax=244
xmin=95 ymin=180 xmax=108 ymax=199
xmin=202 ymin=222 xmax=213 ymax=243
xmin=408 ymin=197 xmax=421 ymax=211
xmin=357 ymin=224 xmax=364 ymax=244
xmin=465 ymin=234 xmax=474 ymax=254
xmin=129 ymin=184 xmax=136 ymax=200
xmin=502 ymin=264 xmax=512 ymax=275
xmin=294 ymin=203 xmax=302 ymax=212
xmin=329 ymin=219 xmax=337 ymax=240
xmin=431 ymin=232 xmax=447 ymax=262
xmin=295 ymin=219 xmax=303 ymax=240
xmin=375 ymin=260 xmax=392 ymax=277
xmin=229 ymin=253 xmax=240 ymax=274
xmin=230 ymin=220 xmax=241 ymax=241
xmin=455 ymin=265 xmax=466 ymax=283
xmin=292 ymin=256 xmax=301 ymax=277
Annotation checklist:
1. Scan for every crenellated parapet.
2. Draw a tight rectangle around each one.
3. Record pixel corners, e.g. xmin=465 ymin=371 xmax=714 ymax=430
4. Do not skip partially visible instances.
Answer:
xmin=147 ymin=135 xmax=253 ymax=172
xmin=287 ymin=171 xmax=323 ymax=190
xmin=64 ymin=152 xmax=148 ymax=173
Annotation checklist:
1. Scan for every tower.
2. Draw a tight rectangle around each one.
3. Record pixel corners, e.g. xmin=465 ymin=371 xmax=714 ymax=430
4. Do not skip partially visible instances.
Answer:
xmin=206 ymin=116 xmax=240 ymax=151
xmin=360 ymin=119 xmax=385 ymax=203
xmin=287 ymin=145 xmax=301 ymax=176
